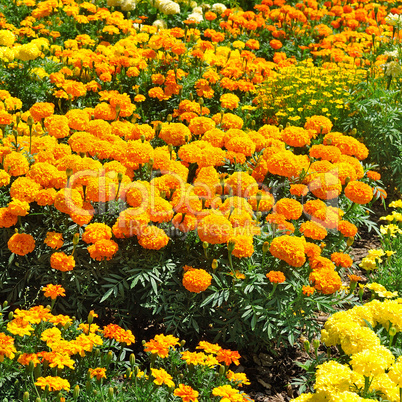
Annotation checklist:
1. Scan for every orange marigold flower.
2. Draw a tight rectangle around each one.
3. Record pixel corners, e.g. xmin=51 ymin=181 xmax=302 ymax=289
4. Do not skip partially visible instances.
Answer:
xmin=266 ymin=270 xmax=286 ymax=284
xmin=3 ymin=152 xmax=30 ymax=176
xmin=29 ymin=102 xmax=55 ymax=122
xmin=304 ymin=242 xmax=322 ymax=259
xmin=338 ymin=220 xmax=358 ymax=237
xmin=348 ymin=274 xmax=361 ymax=282
xmin=88 ymin=367 xmax=107 ymax=381
xmin=0 ymin=333 xmax=17 ymax=361
xmin=331 ymin=252 xmax=353 ymax=268
xmin=274 ymin=198 xmax=303 ymax=220
xmin=281 ymin=126 xmax=310 ymax=147
xmin=290 ymin=184 xmax=309 ymax=197
xmin=309 ymin=268 xmax=342 ymax=295
xmin=34 ymin=376 xmax=70 ymax=392
xmin=302 ymin=285 xmax=315 ymax=296
xmin=344 ymin=181 xmax=373 ymax=205
xmin=269 ymin=235 xmax=306 ymax=267
xmin=220 ymin=93 xmax=240 ymax=110
xmin=198 ymin=214 xmax=233 ymax=244
xmin=87 ymin=239 xmax=118 ymax=261
xmin=304 ymin=115 xmax=333 ymax=136
xmin=42 ymin=284 xmax=66 ymax=300
xmin=8 ymin=233 xmax=35 ymax=256
xmin=228 ymin=234 xmax=254 ymax=258
xmin=8 ymin=199 xmax=30 ymax=216
xmin=174 ymin=384 xmax=199 ymax=402
xmin=299 ymin=221 xmax=327 ymax=240
xmin=138 ymin=226 xmax=169 ymax=250
xmin=212 ymin=112 xmax=243 ymax=131
xmin=44 ymin=232 xmax=64 ymax=250
xmin=159 ymin=122 xmax=192 ymax=146
xmin=307 ymin=172 xmax=342 ymax=200
xmin=54 ymin=188 xmax=83 ymax=215
xmin=216 ymin=349 xmax=241 ymax=366
xmin=82 ymin=223 xmax=112 ymax=244
xmin=0 ymin=208 xmax=18 ymax=228
xmin=309 ymin=145 xmax=341 ymax=163
xmin=182 ymin=268 xmax=212 ymax=293
xmin=0 ymin=169 xmax=11 ymax=187
xmin=35 ymin=188 xmax=57 ymax=206
xmin=50 ymin=252 xmax=75 ymax=272
xmin=188 ymin=116 xmax=216 ymax=136
xmin=270 ymin=39 xmax=283 ymax=49
xmin=367 ymin=171 xmax=381 ymax=181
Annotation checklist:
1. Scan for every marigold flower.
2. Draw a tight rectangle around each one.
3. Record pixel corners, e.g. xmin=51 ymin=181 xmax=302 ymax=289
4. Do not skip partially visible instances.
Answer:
xmin=174 ymin=384 xmax=199 ymax=402
xmin=290 ymin=184 xmax=309 ymax=197
xmin=331 ymin=252 xmax=353 ymax=268
xmin=0 ymin=333 xmax=17 ymax=362
xmin=54 ymin=188 xmax=83 ymax=215
xmin=281 ymin=126 xmax=310 ymax=147
xmin=42 ymin=284 xmax=66 ymax=300
xmin=228 ymin=235 xmax=254 ymax=258
xmin=269 ymin=235 xmax=306 ymax=267
xmin=337 ymin=220 xmax=358 ymax=237
xmin=300 ymin=221 xmax=327 ymax=240
xmin=151 ymin=368 xmax=175 ymax=387
xmin=29 ymin=102 xmax=54 ymax=122
xmin=87 ymin=239 xmax=119 ymax=261
xmin=350 ymin=346 xmax=394 ymax=378
xmin=212 ymin=385 xmax=242 ymax=400
xmin=50 ymin=252 xmax=75 ymax=272
xmin=274 ymin=198 xmax=303 ymax=220
xmin=88 ymin=367 xmax=107 ymax=381
xmin=309 ymin=268 xmax=342 ymax=295
xmin=188 ymin=116 xmax=216 ymax=136
xmin=302 ymin=286 xmax=315 ymax=296
xmin=8 ymin=198 xmax=30 ymax=217
xmin=8 ymin=233 xmax=35 ymax=256
xmin=198 ymin=214 xmax=233 ymax=244
xmin=270 ymin=39 xmax=283 ymax=49
xmin=103 ymin=323 xmax=135 ymax=345
xmin=3 ymin=152 xmax=30 ymax=177
xmin=367 ymin=171 xmax=381 ymax=181
xmin=34 ymin=376 xmax=70 ymax=392
xmin=220 ymin=93 xmax=240 ymax=110
xmin=304 ymin=115 xmax=333 ymax=136
xmin=266 ymin=270 xmax=286 ymax=284
xmin=182 ymin=268 xmax=212 ymax=293
xmin=344 ymin=181 xmax=373 ymax=205
xmin=82 ymin=223 xmax=112 ymax=244
xmin=216 ymin=349 xmax=241 ymax=366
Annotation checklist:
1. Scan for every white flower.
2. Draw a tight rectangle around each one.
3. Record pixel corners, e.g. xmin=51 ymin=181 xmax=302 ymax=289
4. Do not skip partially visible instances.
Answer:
xmin=153 ymin=19 xmax=168 ymax=29
xmin=385 ymin=13 xmax=402 ymax=27
xmin=187 ymin=12 xmax=204 ymax=22
xmin=383 ymin=60 xmax=402 ymax=78
xmin=211 ymin=2 xmax=227 ymax=14
xmin=160 ymin=0 xmax=180 ymax=14
xmin=121 ymin=0 xmax=137 ymax=10
xmin=192 ymin=6 xmax=203 ymax=14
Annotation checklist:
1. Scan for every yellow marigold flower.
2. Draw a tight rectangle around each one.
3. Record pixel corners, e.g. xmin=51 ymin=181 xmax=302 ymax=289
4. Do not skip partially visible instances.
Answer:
xmin=8 ymin=233 xmax=35 ymax=256
xmin=282 ymin=126 xmax=311 ymax=147
xmin=196 ymin=341 xmax=222 ymax=354
xmin=16 ymin=43 xmax=41 ymax=62
xmin=266 ymin=270 xmax=286 ymax=284
xmin=188 ymin=116 xmax=216 ymax=136
xmin=88 ymin=367 xmax=107 ymax=381
xmin=182 ymin=268 xmax=212 ymax=293
xmin=6 ymin=317 xmax=34 ymax=337
xmin=212 ymin=385 xmax=242 ymax=400
xmin=198 ymin=214 xmax=233 ymax=244
xmin=314 ymin=360 xmax=352 ymax=394
xmin=54 ymin=188 xmax=83 ymax=215
xmin=29 ymin=102 xmax=54 ymax=122
xmin=34 ymin=376 xmax=70 ymax=392
xmin=226 ymin=370 xmax=251 ymax=387
xmin=41 ymin=327 xmax=62 ymax=344
xmin=151 ymin=368 xmax=175 ymax=387
xmin=42 ymin=284 xmax=66 ymax=300
xmin=350 ymin=345 xmax=394 ymax=378
xmin=0 ymin=30 xmax=15 ymax=47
